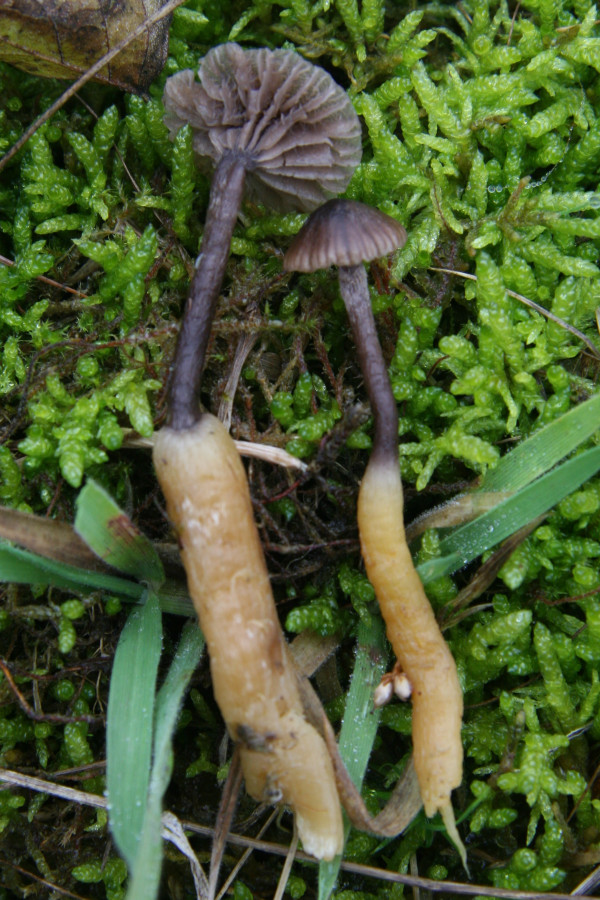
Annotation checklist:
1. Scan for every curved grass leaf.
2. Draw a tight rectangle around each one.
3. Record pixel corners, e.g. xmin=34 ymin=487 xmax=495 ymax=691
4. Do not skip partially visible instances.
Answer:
xmin=0 ymin=540 xmax=144 ymax=598
xmin=318 ymin=615 xmax=388 ymax=900
xmin=480 ymin=390 xmax=600 ymax=493
xmin=127 ymin=621 xmax=206 ymax=900
xmin=418 ymin=446 xmax=600 ymax=584
xmin=107 ymin=590 xmax=162 ymax=871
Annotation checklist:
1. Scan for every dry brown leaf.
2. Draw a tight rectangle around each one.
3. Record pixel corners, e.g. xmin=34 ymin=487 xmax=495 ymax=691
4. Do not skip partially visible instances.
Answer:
xmin=0 ymin=505 xmax=106 ymax=571
xmin=296 ymin=671 xmax=423 ymax=837
xmin=0 ymin=0 xmax=173 ymax=92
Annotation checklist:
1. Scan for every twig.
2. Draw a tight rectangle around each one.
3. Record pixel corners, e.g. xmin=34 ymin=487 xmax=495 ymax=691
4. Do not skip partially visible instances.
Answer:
xmin=0 ymin=769 xmax=592 ymax=900
xmin=218 ymin=333 xmax=258 ymax=431
xmin=571 ymin=862 xmax=600 ymax=895
xmin=0 ymin=0 xmax=187 ymax=172
xmin=214 ymin=809 xmax=279 ymax=900
xmin=0 ymin=254 xmax=88 ymax=299
xmin=0 ymin=857 xmax=90 ymax=900
xmin=208 ymin=749 xmax=243 ymax=900
xmin=0 ymin=659 xmax=102 ymax=726
xmin=123 ymin=431 xmax=308 ymax=472
xmin=273 ymin=824 xmax=298 ymax=900
xmin=429 ymin=266 xmax=600 ymax=359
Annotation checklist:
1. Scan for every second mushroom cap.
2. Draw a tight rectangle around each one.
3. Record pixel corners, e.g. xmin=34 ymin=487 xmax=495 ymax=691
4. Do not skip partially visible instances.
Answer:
xmin=283 ymin=199 xmax=407 ymax=272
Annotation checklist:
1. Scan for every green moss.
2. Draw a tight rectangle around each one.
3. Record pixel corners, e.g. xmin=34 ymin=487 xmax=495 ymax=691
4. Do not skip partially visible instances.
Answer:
xmin=3 ymin=0 xmax=600 ymax=894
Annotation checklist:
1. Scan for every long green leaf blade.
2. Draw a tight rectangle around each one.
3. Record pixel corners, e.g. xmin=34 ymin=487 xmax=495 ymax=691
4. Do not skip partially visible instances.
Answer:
xmin=318 ymin=615 xmax=387 ymax=900
xmin=107 ymin=590 xmax=162 ymax=871
xmin=126 ymin=622 xmax=205 ymax=900
xmin=0 ymin=541 xmax=144 ymax=598
xmin=418 ymin=446 xmax=600 ymax=583
xmin=480 ymin=391 xmax=600 ymax=493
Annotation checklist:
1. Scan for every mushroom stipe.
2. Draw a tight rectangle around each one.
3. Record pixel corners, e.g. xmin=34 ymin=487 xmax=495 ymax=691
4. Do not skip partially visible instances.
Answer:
xmin=153 ymin=415 xmax=343 ymax=860
xmin=284 ymin=199 xmax=466 ymax=864
xmin=155 ymin=43 xmax=362 ymax=859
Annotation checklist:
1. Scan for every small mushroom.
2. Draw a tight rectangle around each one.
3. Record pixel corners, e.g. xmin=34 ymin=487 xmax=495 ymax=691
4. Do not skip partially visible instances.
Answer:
xmin=283 ymin=199 xmax=466 ymax=864
xmin=162 ymin=42 xmax=362 ymax=430
xmin=154 ymin=45 xmax=361 ymax=861
xmin=283 ymin=199 xmax=406 ymax=464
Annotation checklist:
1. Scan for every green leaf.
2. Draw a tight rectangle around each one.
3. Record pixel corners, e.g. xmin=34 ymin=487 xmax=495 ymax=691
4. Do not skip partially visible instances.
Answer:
xmin=126 ymin=622 xmax=205 ymax=900
xmin=107 ymin=590 xmax=162 ymax=872
xmin=418 ymin=446 xmax=600 ymax=584
xmin=480 ymin=391 xmax=600 ymax=493
xmin=75 ymin=479 xmax=164 ymax=587
xmin=0 ymin=540 xmax=144 ymax=599
xmin=318 ymin=615 xmax=387 ymax=900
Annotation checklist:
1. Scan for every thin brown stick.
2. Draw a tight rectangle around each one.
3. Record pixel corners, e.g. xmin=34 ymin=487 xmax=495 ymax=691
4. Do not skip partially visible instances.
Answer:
xmin=0 ymin=0 xmax=187 ymax=172
xmin=0 ymin=254 xmax=88 ymax=298
xmin=214 ymin=810 xmax=279 ymax=900
xmin=208 ymin=748 xmax=243 ymax=900
xmin=218 ymin=333 xmax=258 ymax=431
xmin=273 ymin=825 xmax=298 ymax=900
xmin=0 ymin=659 xmax=102 ymax=725
xmin=123 ymin=431 xmax=308 ymax=471
xmin=0 ymin=857 xmax=90 ymax=900
xmin=180 ymin=819 xmax=587 ymax=900
xmin=429 ymin=266 xmax=600 ymax=358
xmin=0 ymin=769 xmax=588 ymax=900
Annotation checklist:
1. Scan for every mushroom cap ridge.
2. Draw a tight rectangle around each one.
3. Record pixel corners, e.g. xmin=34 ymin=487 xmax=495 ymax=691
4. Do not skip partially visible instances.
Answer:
xmin=283 ymin=199 xmax=407 ymax=272
xmin=163 ymin=43 xmax=362 ymax=214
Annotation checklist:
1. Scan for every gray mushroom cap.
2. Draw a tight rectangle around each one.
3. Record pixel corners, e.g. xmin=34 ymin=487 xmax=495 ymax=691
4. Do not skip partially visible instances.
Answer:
xmin=163 ymin=43 xmax=362 ymax=214
xmin=283 ymin=199 xmax=407 ymax=272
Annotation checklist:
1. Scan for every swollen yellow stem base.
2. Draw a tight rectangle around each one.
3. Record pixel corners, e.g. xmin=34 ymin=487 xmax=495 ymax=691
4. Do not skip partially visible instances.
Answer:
xmin=357 ymin=456 xmax=465 ymax=859
xmin=153 ymin=415 xmax=343 ymax=860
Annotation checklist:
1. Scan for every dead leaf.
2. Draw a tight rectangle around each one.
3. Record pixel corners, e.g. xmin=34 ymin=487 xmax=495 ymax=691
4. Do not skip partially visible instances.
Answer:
xmin=405 ymin=491 xmax=512 ymax=544
xmin=296 ymin=672 xmax=423 ymax=837
xmin=0 ymin=505 xmax=106 ymax=571
xmin=0 ymin=0 xmax=173 ymax=93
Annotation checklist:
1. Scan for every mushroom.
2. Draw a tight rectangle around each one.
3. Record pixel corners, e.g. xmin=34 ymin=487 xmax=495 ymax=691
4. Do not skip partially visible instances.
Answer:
xmin=161 ymin=41 xmax=362 ymax=431
xmin=283 ymin=199 xmax=465 ymax=862
xmin=154 ymin=44 xmax=362 ymax=860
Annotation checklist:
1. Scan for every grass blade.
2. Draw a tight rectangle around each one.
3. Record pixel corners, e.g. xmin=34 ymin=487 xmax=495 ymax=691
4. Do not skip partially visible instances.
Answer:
xmin=480 ymin=391 xmax=600 ymax=493
xmin=318 ymin=615 xmax=388 ymax=900
xmin=75 ymin=479 xmax=164 ymax=586
xmin=127 ymin=621 xmax=206 ymax=900
xmin=0 ymin=538 xmax=193 ymax=615
xmin=0 ymin=540 xmax=144 ymax=598
xmin=107 ymin=590 xmax=162 ymax=871
xmin=418 ymin=446 xmax=600 ymax=584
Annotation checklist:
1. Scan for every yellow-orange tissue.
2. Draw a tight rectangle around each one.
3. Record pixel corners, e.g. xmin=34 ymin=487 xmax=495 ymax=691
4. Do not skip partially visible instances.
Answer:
xmin=357 ymin=456 xmax=465 ymax=863
xmin=153 ymin=414 xmax=343 ymax=860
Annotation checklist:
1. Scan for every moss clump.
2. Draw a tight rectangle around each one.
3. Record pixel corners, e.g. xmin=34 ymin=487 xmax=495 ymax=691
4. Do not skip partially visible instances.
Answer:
xmin=2 ymin=0 xmax=600 ymax=895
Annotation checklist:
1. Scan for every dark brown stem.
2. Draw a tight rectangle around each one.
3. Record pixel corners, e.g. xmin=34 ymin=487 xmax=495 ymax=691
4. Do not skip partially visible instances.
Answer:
xmin=338 ymin=265 xmax=398 ymax=464
xmin=169 ymin=152 xmax=247 ymax=430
